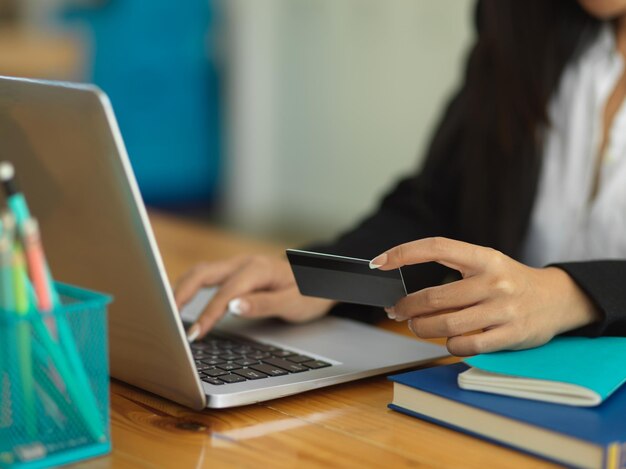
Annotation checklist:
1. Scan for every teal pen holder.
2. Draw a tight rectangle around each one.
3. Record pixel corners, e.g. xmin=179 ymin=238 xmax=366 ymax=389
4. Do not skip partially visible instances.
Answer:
xmin=0 ymin=283 xmax=112 ymax=469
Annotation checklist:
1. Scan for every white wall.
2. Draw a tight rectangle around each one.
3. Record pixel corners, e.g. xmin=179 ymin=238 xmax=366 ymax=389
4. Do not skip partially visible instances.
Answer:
xmin=222 ymin=0 xmax=475 ymax=243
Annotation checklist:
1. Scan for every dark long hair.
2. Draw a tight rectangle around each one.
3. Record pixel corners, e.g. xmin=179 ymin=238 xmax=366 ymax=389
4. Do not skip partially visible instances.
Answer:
xmin=420 ymin=0 xmax=602 ymax=257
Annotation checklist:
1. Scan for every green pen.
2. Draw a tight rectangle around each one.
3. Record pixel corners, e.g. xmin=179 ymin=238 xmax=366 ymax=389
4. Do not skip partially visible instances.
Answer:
xmin=13 ymin=244 xmax=37 ymax=438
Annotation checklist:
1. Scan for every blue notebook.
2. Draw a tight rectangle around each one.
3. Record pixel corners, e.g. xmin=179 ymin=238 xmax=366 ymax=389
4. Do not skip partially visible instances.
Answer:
xmin=389 ymin=363 xmax=626 ymax=469
xmin=461 ymin=337 xmax=626 ymax=406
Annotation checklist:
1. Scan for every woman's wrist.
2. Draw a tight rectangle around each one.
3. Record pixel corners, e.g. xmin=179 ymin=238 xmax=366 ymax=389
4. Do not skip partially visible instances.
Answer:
xmin=543 ymin=267 xmax=602 ymax=335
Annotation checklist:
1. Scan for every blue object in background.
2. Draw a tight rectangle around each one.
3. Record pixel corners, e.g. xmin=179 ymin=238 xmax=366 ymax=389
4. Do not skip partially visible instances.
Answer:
xmin=64 ymin=0 xmax=221 ymax=206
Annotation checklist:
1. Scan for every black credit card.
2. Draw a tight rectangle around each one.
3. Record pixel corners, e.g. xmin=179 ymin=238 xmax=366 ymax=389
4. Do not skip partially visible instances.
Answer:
xmin=286 ymin=249 xmax=407 ymax=308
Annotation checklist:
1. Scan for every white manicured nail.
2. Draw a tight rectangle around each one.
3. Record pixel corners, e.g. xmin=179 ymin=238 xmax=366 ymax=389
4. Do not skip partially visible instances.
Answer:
xmin=369 ymin=253 xmax=387 ymax=269
xmin=229 ymin=298 xmax=249 ymax=316
xmin=186 ymin=324 xmax=200 ymax=343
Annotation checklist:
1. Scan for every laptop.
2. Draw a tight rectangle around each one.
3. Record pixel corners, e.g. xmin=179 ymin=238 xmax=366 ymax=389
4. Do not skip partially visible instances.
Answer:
xmin=0 ymin=76 xmax=448 ymax=409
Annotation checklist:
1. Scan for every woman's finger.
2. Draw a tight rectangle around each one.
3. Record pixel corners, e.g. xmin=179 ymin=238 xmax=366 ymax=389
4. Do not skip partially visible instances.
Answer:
xmin=188 ymin=259 xmax=280 ymax=339
xmin=407 ymin=304 xmax=505 ymax=339
xmin=390 ymin=276 xmax=488 ymax=320
xmin=174 ymin=256 xmax=248 ymax=307
xmin=371 ymin=237 xmax=496 ymax=276
xmin=234 ymin=287 xmax=333 ymax=323
xmin=445 ymin=325 xmax=517 ymax=356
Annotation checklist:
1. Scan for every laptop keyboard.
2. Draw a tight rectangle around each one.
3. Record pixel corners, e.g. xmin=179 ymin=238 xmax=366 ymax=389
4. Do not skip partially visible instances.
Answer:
xmin=191 ymin=332 xmax=332 ymax=385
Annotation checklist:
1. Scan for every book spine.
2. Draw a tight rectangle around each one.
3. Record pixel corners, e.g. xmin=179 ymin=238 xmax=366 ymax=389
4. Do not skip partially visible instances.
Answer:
xmin=605 ymin=442 xmax=626 ymax=469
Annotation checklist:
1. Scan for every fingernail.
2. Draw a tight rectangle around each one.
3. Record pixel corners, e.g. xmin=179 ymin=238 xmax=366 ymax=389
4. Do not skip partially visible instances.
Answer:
xmin=186 ymin=324 xmax=200 ymax=343
xmin=408 ymin=320 xmax=415 ymax=335
xmin=228 ymin=298 xmax=249 ymax=316
xmin=385 ymin=306 xmax=396 ymax=319
xmin=369 ymin=253 xmax=387 ymax=269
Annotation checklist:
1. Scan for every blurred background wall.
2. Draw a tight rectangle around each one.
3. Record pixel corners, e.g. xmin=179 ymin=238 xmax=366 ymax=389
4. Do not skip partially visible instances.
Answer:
xmin=222 ymin=0 xmax=474 ymax=244
xmin=0 ymin=0 xmax=474 ymax=245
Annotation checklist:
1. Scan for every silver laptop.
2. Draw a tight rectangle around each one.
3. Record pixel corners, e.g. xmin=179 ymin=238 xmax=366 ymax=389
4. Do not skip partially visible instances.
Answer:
xmin=0 ymin=76 xmax=448 ymax=409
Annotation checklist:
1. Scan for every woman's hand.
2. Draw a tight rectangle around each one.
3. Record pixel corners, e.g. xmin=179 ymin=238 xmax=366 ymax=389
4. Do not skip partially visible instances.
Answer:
xmin=370 ymin=237 xmax=601 ymax=356
xmin=175 ymin=255 xmax=336 ymax=341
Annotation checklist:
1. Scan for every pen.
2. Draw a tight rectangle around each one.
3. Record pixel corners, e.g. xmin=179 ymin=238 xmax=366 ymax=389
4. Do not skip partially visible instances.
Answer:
xmin=22 ymin=218 xmax=55 ymax=340
xmin=22 ymin=219 xmax=52 ymax=312
xmin=13 ymin=243 xmax=37 ymax=438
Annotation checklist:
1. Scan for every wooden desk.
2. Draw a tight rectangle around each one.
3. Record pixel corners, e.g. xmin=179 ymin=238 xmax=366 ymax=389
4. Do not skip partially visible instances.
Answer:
xmin=84 ymin=212 xmax=558 ymax=468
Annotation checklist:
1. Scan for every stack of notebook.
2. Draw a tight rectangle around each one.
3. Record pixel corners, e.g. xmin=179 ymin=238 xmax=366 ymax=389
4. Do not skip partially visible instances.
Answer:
xmin=388 ymin=337 xmax=626 ymax=469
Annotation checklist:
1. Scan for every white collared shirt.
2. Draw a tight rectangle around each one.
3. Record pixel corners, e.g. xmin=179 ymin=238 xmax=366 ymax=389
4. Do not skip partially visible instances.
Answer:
xmin=522 ymin=24 xmax=626 ymax=267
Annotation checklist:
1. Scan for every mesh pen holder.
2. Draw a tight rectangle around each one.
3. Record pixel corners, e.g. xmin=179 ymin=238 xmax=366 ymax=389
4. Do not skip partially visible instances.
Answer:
xmin=0 ymin=283 xmax=112 ymax=469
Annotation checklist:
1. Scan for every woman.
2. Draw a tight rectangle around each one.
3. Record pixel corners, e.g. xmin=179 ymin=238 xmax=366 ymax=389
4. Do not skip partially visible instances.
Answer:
xmin=178 ymin=0 xmax=626 ymax=355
